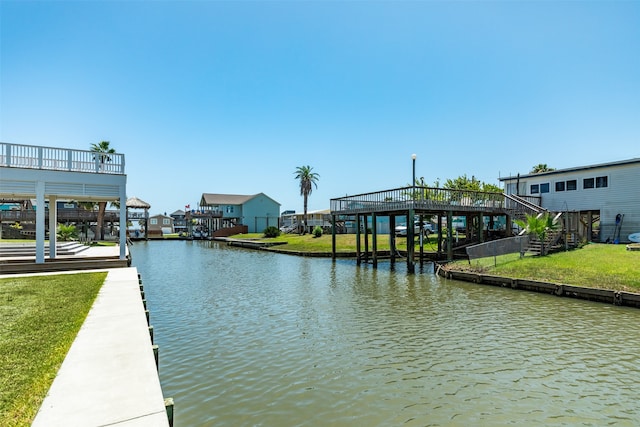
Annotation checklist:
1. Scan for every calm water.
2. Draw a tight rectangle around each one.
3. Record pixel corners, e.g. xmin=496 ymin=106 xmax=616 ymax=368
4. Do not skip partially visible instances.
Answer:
xmin=131 ymin=240 xmax=640 ymax=426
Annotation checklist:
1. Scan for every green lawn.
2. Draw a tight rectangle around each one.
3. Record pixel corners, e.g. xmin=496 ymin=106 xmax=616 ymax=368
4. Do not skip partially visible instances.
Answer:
xmin=459 ymin=243 xmax=640 ymax=292
xmin=229 ymin=232 xmax=437 ymax=253
xmin=0 ymin=272 xmax=106 ymax=426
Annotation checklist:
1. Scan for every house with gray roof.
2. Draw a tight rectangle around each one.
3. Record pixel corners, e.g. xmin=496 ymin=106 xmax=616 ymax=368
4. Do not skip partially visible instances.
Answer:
xmin=499 ymin=158 xmax=640 ymax=243
xmin=198 ymin=193 xmax=280 ymax=234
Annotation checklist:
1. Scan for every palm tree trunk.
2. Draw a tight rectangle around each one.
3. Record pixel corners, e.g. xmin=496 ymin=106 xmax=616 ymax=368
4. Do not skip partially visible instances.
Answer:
xmin=97 ymin=202 xmax=106 ymax=240
xmin=303 ymin=195 xmax=308 ymax=235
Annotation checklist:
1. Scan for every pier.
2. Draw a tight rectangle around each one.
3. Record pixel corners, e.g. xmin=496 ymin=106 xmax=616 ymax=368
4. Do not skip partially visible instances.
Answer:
xmin=330 ymin=186 xmax=539 ymax=272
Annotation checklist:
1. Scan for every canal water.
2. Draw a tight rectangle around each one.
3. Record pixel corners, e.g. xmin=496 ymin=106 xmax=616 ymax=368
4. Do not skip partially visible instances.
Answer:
xmin=131 ymin=240 xmax=640 ymax=426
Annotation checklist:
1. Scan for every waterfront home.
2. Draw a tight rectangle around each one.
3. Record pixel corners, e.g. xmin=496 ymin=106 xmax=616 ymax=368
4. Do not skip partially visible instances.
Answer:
xmin=197 ymin=193 xmax=280 ymax=234
xmin=499 ymin=158 xmax=640 ymax=242
xmin=170 ymin=210 xmax=187 ymax=235
xmin=0 ymin=142 xmax=128 ymax=262
xmin=148 ymin=214 xmax=174 ymax=236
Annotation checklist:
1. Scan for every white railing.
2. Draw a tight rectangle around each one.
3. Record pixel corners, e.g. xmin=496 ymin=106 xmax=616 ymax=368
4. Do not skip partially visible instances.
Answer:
xmin=0 ymin=142 xmax=125 ymax=174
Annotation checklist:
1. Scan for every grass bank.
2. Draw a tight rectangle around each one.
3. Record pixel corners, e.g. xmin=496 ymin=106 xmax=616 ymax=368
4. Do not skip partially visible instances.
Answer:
xmin=455 ymin=243 xmax=640 ymax=292
xmin=229 ymin=232 xmax=437 ymax=253
xmin=0 ymin=272 xmax=106 ymax=426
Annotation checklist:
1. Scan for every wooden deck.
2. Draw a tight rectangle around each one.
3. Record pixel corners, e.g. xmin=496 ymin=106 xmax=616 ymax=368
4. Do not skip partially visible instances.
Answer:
xmin=329 ymin=186 xmax=542 ymax=272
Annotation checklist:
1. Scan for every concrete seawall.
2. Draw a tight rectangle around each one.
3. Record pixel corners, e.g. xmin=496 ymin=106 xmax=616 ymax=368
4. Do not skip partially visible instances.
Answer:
xmin=32 ymin=267 xmax=172 ymax=426
xmin=436 ymin=264 xmax=640 ymax=309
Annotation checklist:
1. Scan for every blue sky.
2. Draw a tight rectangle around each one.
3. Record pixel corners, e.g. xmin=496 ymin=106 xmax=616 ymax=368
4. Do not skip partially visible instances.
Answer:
xmin=2 ymin=1 xmax=639 ymax=215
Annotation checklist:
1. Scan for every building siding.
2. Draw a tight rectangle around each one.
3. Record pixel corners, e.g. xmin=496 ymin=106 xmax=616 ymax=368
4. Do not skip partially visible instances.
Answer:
xmin=502 ymin=161 xmax=640 ymax=242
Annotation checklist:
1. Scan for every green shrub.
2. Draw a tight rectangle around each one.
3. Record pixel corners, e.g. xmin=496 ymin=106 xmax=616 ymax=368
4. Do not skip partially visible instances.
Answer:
xmin=313 ymin=226 xmax=323 ymax=237
xmin=57 ymin=224 xmax=78 ymax=241
xmin=263 ymin=226 xmax=281 ymax=238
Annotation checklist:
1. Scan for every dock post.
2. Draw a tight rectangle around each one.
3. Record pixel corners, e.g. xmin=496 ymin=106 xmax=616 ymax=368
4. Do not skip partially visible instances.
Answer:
xmin=372 ymin=213 xmax=378 ymax=268
xmin=331 ymin=214 xmax=336 ymax=260
xmin=356 ymin=215 xmax=361 ymax=265
xmin=165 ymin=397 xmax=174 ymax=427
xmin=407 ymin=209 xmax=415 ymax=273
xmin=390 ymin=215 xmax=396 ymax=265
xmin=447 ymin=210 xmax=453 ymax=261
xmin=363 ymin=214 xmax=369 ymax=263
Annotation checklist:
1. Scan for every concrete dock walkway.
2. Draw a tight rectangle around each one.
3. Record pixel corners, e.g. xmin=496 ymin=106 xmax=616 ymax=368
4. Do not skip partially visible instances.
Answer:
xmin=31 ymin=267 xmax=170 ymax=427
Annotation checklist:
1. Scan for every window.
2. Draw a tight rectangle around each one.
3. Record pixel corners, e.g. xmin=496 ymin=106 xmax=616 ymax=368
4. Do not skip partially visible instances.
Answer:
xmin=555 ymin=181 xmax=565 ymax=192
xmin=596 ymin=176 xmax=608 ymax=188
xmin=150 ymin=218 xmax=158 ymax=225
xmin=226 ymin=206 xmax=234 ymax=213
xmin=540 ymin=183 xmax=550 ymax=193
xmin=583 ymin=178 xmax=595 ymax=189
xmin=163 ymin=218 xmax=170 ymax=225
xmin=530 ymin=184 xmax=539 ymax=194
xmin=566 ymin=180 xmax=577 ymax=191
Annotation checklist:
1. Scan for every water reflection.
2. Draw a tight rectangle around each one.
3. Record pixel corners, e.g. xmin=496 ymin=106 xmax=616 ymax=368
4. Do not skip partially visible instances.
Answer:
xmin=132 ymin=241 xmax=640 ymax=426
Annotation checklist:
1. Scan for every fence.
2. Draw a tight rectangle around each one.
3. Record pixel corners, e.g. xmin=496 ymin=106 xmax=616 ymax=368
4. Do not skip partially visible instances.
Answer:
xmin=466 ymin=235 xmax=531 ymax=266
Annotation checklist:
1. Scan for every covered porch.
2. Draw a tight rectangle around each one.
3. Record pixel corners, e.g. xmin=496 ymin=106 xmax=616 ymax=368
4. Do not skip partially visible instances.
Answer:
xmin=0 ymin=142 xmax=128 ymax=263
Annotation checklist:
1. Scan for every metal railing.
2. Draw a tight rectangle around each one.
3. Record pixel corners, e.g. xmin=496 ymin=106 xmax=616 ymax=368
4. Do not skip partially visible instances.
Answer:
xmin=0 ymin=142 xmax=125 ymax=174
xmin=330 ymin=186 xmax=506 ymax=214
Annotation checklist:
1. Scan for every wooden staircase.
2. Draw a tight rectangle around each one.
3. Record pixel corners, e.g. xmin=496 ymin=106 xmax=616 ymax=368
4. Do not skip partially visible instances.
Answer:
xmin=522 ymin=212 xmax=580 ymax=256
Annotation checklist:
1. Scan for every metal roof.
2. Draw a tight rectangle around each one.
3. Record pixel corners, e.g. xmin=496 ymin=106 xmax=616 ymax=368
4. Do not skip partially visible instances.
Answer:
xmin=499 ymin=158 xmax=640 ymax=181
xmin=200 ymin=193 xmax=280 ymax=206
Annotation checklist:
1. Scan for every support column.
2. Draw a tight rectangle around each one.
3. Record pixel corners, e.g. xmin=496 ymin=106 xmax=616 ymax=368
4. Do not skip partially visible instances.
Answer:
xmin=419 ymin=214 xmax=424 ymax=267
xmin=35 ymin=181 xmax=46 ymax=264
xmin=363 ymin=214 xmax=369 ymax=264
xmin=446 ymin=210 xmax=453 ymax=261
xmin=356 ymin=215 xmax=361 ymax=265
xmin=49 ymin=196 xmax=57 ymax=259
xmin=331 ymin=214 xmax=336 ymax=260
xmin=372 ymin=213 xmax=378 ymax=268
xmin=407 ymin=209 xmax=415 ymax=273
xmin=390 ymin=215 xmax=396 ymax=265
xmin=479 ymin=212 xmax=485 ymax=243
xmin=437 ymin=214 xmax=443 ymax=254
xmin=119 ymin=188 xmax=127 ymax=260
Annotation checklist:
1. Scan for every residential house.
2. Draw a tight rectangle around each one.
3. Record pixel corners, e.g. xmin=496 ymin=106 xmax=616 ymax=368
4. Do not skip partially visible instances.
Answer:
xmin=170 ymin=210 xmax=187 ymax=235
xmin=280 ymin=209 xmax=332 ymax=233
xmin=198 ymin=193 xmax=280 ymax=233
xmin=499 ymin=158 xmax=640 ymax=243
xmin=148 ymin=214 xmax=174 ymax=236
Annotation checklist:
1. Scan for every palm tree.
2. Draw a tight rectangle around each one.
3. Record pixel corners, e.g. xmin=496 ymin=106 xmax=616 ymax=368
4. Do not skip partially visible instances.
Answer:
xmin=530 ymin=164 xmax=555 ymax=174
xmin=514 ymin=213 xmax=559 ymax=255
xmin=91 ymin=140 xmax=116 ymax=167
xmin=90 ymin=141 xmax=116 ymax=240
xmin=294 ymin=165 xmax=320 ymax=234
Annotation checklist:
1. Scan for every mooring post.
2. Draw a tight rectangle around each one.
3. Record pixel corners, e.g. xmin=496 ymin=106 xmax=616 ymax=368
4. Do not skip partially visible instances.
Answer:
xmin=164 ymin=397 xmax=174 ymax=427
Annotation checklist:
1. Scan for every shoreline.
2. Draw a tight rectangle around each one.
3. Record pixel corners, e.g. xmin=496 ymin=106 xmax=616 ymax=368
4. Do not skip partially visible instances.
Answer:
xmin=435 ymin=263 xmax=640 ymax=309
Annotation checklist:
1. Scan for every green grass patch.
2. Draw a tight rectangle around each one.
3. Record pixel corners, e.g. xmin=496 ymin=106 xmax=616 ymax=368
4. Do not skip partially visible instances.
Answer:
xmin=0 ymin=272 xmax=106 ymax=426
xmin=460 ymin=243 xmax=640 ymax=292
xmin=229 ymin=233 xmax=443 ymax=253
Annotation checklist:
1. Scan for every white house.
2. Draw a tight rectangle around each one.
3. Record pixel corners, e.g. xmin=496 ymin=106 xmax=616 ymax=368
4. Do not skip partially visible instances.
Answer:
xmin=500 ymin=158 xmax=640 ymax=243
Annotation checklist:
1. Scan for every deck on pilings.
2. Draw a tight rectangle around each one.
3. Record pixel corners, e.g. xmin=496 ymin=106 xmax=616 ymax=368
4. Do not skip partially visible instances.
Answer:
xmin=329 ymin=186 xmax=542 ymax=272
